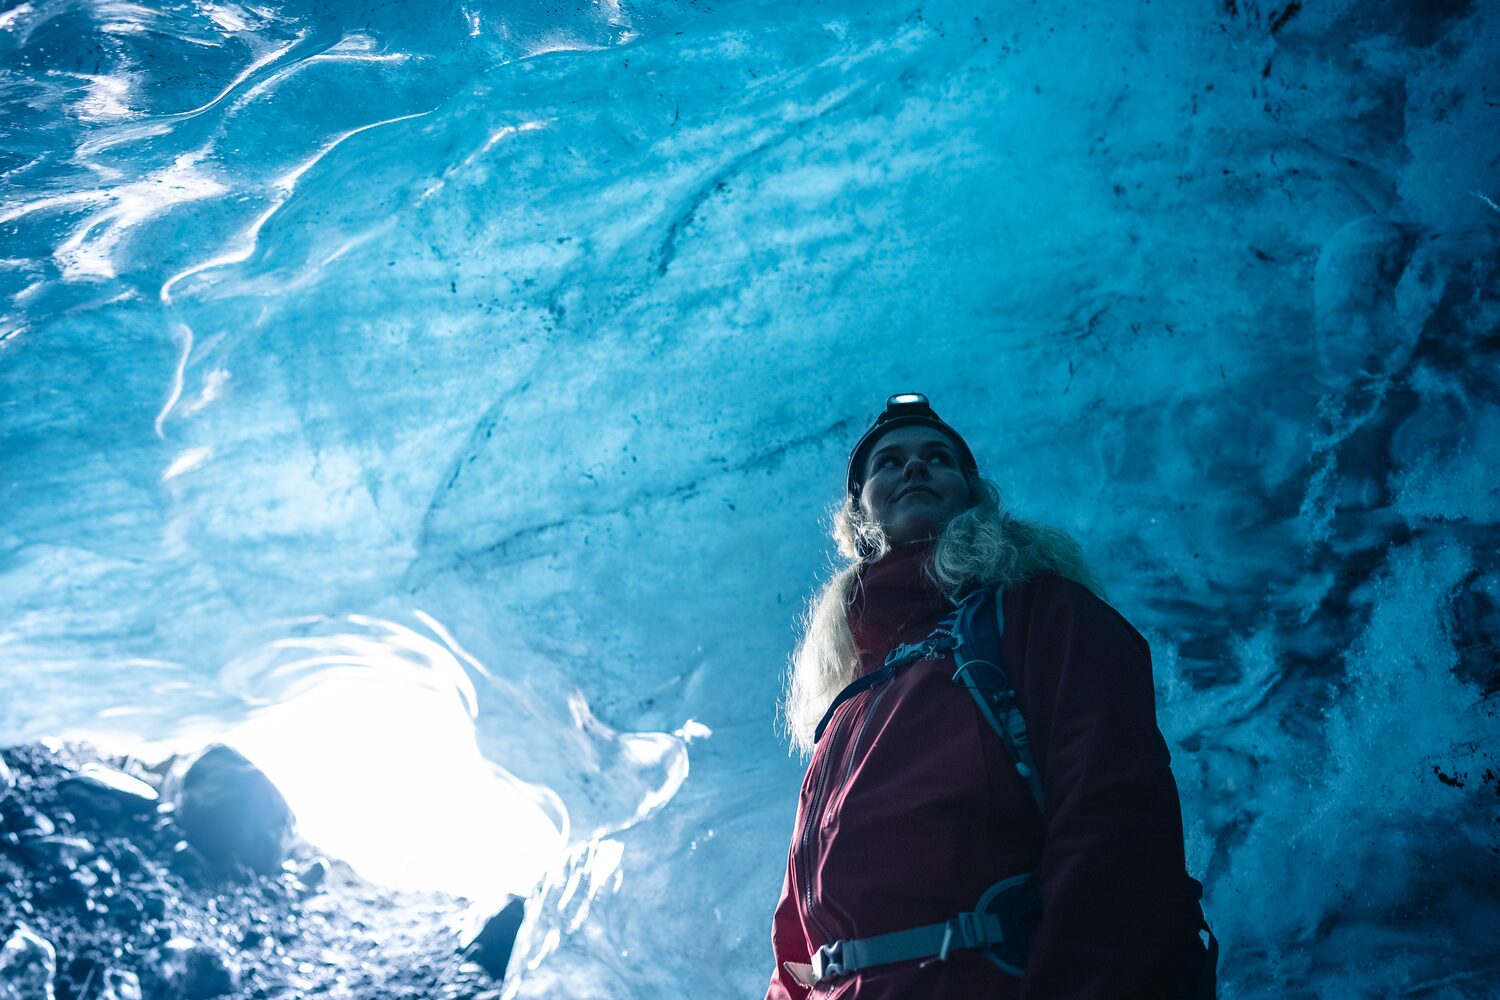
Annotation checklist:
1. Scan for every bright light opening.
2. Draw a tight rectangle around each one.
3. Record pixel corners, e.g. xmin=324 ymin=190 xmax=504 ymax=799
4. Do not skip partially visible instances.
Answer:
xmin=219 ymin=617 xmax=564 ymax=910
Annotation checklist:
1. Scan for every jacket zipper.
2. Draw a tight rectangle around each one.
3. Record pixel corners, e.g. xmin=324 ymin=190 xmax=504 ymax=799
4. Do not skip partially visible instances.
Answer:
xmin=798 ymin=692 xmax=859 ymax=948
xmin=842 ymin=682 xmax=893 ymax=786
xmin=798 ymin=669 xmax=902 ymax=971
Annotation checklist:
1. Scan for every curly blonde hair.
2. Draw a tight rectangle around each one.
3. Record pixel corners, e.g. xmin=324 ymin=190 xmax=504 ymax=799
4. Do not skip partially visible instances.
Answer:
xmin=780 ymin=473 xmax=1103 ymax=755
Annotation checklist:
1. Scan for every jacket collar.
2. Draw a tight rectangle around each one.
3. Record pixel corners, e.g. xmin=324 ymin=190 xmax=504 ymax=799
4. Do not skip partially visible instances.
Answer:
xmin=847 ymin=543 xmax=952 ymax=673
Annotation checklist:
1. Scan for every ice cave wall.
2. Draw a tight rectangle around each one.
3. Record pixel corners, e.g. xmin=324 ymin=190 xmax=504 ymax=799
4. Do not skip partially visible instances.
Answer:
xmin=1 ymin=0 xmax=1497 ymax=996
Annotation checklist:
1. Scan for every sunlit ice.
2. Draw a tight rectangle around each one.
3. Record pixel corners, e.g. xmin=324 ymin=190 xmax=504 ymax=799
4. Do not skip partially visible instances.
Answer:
xmin=216 ymin=614 xmax=566 ymax=911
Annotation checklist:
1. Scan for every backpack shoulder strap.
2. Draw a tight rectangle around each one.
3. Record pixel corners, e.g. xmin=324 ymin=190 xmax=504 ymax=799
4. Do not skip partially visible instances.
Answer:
xmin=950 ymin=587 xmax=1045 ymax=814
xmin=949 ymin=587 xmax=1219 ymax=996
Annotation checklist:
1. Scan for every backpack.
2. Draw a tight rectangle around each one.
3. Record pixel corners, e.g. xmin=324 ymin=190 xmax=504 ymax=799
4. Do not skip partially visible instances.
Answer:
xmin=806 ymin=585 xmax=1219 ymax=997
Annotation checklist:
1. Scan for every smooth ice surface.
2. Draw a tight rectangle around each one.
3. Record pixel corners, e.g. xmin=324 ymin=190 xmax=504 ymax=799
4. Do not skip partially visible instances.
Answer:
xmin=3 ymin=0 xmax=1498 ymax=996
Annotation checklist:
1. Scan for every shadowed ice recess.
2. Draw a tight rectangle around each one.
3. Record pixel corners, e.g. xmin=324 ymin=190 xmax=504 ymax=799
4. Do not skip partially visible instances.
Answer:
xmin=1 ymin=0 xmax=1497 ymax=996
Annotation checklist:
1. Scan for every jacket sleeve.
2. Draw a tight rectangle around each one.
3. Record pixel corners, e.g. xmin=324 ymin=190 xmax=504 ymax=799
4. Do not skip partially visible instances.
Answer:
xmin=765 ymin=860 xmax=811 ymax=1000
xmin=1015 ymin=576 xmax=1198 ymax=1000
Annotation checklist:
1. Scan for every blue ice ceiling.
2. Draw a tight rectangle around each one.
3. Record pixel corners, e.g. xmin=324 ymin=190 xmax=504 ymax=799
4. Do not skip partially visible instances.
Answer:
xmin=2 ymin=0 xmax=1498 ymax=996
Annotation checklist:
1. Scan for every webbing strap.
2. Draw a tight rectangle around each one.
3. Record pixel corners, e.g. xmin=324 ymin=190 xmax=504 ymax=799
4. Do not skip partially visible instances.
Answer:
xmin=812 ymin=662 xmax=895 ymax=744
xmin=801 ymin=910 xmax=1008 ymax=984
xmin=954 ymin=663 xmax=1046 ymax=812
xmin=950 ymin=588 xmax=1046 ymax=813
xmin=813 ymin=631 xmax=957 ymax=743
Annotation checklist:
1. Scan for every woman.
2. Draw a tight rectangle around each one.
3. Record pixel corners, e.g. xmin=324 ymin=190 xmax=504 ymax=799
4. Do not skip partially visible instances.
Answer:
xmin=766 ymin=393 xmax=1208 ymax=1000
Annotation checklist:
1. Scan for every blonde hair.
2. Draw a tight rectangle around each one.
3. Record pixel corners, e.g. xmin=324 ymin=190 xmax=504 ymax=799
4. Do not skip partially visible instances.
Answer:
xmin=780 ymin=474 xmax=1103 ymax=755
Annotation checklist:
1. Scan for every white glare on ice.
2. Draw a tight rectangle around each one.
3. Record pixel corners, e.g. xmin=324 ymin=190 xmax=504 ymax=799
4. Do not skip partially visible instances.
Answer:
xmin=202 ymin=3 xmax=254 ymax=33
xmin=174 ymin=35 xmax=304 ymax=119
xmin=180 ymin=368 xmax=230 ymax=418
xmin=52 ymin=152 xmax=226 ymax=281
xmin=0 ymin=4 xmax=33 ymax=31
xmin=221 ymin=617 xmax=565 ymax=906
xmin=72 ymin=73 xmax=138 ymax=122
xmin=162 ymin=447 xmax=213 ymax=481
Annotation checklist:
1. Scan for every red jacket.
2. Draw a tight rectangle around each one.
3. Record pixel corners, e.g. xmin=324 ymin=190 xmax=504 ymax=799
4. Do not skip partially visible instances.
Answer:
xmin=767 ymin=545 xmax=1199 ymax=1000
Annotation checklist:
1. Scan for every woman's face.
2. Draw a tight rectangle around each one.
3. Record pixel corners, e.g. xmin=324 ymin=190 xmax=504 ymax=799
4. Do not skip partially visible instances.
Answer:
xmin=857 ymin=425 xmax=973 ymax=546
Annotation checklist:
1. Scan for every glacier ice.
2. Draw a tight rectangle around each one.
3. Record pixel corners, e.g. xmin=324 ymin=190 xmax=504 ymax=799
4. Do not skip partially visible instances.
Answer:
xmin=2 ymin=0 xmax=1497 ymax=996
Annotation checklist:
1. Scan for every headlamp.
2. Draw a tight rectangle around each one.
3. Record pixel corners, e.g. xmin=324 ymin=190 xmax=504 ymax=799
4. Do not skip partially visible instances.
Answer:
xmin=846 ymin=392 xmax=978 ymax=497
